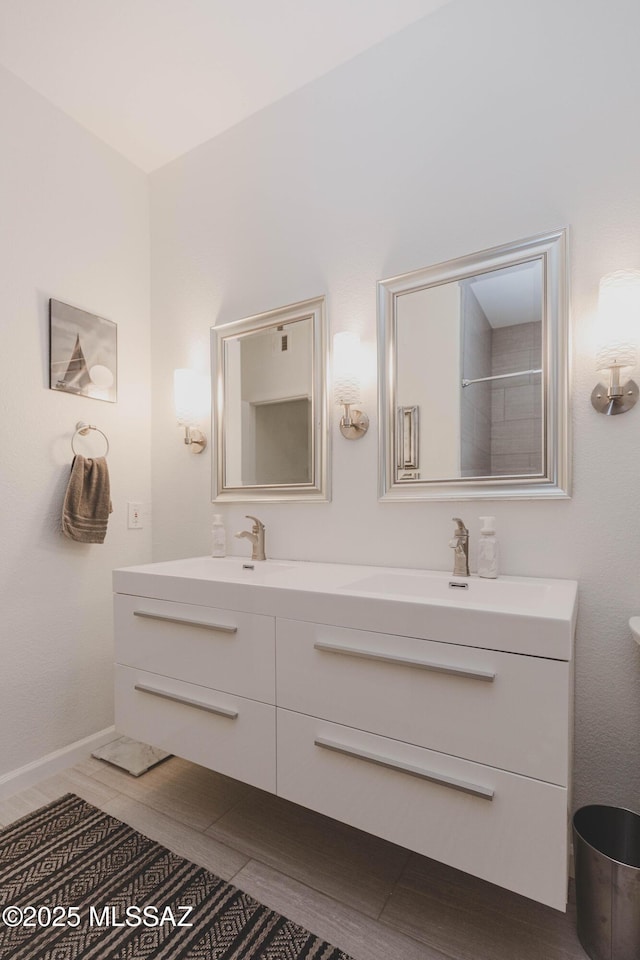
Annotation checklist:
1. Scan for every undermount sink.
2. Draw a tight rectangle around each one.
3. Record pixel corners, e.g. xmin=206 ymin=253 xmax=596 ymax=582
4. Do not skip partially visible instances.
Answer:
xmin=207 ymin=557 xmax=294 ymax=579
xmin=340 ymin=570 xmax=559 ymax=614
xmin=128 ymin=555 xmax=295 ymax=582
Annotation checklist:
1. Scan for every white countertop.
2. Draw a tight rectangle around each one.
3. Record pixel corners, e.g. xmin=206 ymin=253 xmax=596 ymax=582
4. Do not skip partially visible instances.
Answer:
xmin=114 ymin=556 xmax=578 ymax=660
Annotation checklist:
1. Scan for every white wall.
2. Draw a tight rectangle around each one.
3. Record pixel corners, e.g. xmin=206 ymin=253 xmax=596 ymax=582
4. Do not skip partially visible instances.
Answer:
xmin=0 ymin=66 xmax=151 ymax=778
xmin=150 ymin=0 xmax=640 ymax=811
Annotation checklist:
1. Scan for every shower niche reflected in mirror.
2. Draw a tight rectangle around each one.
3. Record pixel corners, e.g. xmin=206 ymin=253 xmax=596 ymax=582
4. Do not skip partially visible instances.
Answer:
xmin=212 ymin=296 xmax=329 ymax=502
xmin=379 ymin=230 xmax=570 ymax=500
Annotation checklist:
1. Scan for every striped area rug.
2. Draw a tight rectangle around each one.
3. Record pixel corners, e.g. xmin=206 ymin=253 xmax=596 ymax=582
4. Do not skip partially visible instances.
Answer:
xmin=0 ymin=793 xmax=353 ymax=959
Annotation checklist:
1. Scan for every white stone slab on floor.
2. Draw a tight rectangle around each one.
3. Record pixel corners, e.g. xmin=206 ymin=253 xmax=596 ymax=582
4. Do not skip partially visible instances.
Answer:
xmin=92 ymin=736 xmax=171 ymax=777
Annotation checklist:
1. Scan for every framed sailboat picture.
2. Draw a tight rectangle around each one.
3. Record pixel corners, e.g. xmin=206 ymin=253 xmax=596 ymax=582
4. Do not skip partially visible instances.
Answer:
xmin=49 ymin=299 xmax=117 ymax=403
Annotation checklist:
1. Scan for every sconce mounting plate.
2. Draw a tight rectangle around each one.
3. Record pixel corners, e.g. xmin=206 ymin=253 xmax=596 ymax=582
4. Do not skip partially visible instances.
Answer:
xmin=591 ymin=380 xmax=639 ymax=416
xmin=339 ymin=409 xmax=369 ymax=440
xmin=184 ymin=426 xmax=207 ymax=452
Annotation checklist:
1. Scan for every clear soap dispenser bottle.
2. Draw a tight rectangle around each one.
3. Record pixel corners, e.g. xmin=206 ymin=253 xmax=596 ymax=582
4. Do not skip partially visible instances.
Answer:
xmin=211 ymin=514 xmax=226 ymax=558
xmin=477 ymin=516 xmax=499 ymax=579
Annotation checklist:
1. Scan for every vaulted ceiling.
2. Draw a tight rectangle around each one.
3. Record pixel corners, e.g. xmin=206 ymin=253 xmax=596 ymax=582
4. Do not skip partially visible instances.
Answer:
xmin=0 ymin=0 xmax=453 ymax=171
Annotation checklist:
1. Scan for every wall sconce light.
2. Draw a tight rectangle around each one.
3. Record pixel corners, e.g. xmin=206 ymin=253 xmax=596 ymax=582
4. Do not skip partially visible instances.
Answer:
xmin=591 ymin=270 xmax=640 ymax=415
xmin=333 ymin=331 xmax=369 ymax=440
xmin=173 ymin=368 xmax=208 ymax=452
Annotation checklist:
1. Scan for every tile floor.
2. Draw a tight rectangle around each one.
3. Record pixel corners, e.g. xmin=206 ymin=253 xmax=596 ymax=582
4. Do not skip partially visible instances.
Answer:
xmin=0 ymin=756 xmax=587 ymax=960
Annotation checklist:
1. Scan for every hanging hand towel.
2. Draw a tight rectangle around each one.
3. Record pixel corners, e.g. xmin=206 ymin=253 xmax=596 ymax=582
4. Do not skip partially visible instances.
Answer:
xmin=62 ymin=455 xmax=113 ymax=543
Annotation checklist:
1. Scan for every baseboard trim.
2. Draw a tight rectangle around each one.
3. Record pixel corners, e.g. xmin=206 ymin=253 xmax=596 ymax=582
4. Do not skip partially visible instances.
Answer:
xmin=0 ymin=727 xmax=118 ymax=800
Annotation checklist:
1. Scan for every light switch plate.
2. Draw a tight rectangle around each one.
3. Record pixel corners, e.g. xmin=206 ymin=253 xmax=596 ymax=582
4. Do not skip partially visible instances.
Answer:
xmin=127 ymin=502 xmax=144 ymax=529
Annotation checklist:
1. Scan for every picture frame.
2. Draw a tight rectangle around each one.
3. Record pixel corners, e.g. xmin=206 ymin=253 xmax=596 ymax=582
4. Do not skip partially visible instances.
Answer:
xmin=49 ymin=298 xmax=117 ymax=403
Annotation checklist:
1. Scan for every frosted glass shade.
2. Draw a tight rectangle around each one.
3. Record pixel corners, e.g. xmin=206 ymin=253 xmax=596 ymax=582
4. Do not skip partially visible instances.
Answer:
xmin=174 ymin=369 xmax=208 ymax=424
xmin=333 ymin=332 xmax=362 ymax=405
xmin=596 ymin=270 xmax=640 ymax=366
xmin=595 ymin=341 xmax=637 ymax=372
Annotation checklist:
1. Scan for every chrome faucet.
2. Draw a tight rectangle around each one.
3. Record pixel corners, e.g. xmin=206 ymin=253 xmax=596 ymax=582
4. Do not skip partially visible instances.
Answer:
xmin=235 ymin=515 xmax=266 ymax=561
xmin=449 ymin=517 xmax=470 ymax=577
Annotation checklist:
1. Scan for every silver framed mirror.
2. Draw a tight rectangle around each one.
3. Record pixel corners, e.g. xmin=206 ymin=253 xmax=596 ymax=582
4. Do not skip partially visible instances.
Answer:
xmin=211 ymin=295 xmax=329 ymax=501
xmin=378 ymin=229 xmax=570 ymax=500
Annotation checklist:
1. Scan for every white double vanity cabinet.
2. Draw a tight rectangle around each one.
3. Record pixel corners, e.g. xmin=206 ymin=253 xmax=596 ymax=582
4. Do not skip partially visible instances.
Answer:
xmin=113 ymin=557 xmax=577 ymax=911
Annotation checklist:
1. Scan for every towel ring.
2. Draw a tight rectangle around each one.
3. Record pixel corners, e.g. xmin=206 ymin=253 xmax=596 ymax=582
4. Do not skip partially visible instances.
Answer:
xmin=72 ymin=421 xmax=110 ymax=457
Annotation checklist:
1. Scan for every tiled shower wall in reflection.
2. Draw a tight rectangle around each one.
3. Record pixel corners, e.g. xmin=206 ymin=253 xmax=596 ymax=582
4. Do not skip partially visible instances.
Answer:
xmin=461 ymin=311 xmax=542 ymax=478
xmin=490 ymin=321 xmax=542 ymax=476
xmin=460 ymin=288 xmax=491 ymax=477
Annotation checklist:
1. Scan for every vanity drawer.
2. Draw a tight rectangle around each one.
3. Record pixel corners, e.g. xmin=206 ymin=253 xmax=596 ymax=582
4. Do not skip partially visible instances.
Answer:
xmin=115 ymin=665 xmax=276 ymax=792
xmin=276 ymin=619 xmax=570 ymax=785
xmin=276 ymin=709 xmax=568 ymax=910
xmin=115 ymin=595 xmax=275 ymax=704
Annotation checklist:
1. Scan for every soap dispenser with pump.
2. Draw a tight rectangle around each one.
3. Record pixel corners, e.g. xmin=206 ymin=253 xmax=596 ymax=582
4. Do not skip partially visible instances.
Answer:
xmin=477 ymin=516 xmax=499 ymax=579
xmin=211 ymin=514 xmax=227 ymax=558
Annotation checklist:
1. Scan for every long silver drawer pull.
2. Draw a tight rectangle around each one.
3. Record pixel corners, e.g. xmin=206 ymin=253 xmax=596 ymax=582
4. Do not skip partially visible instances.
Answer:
xmin=314 ymin=736 xmax=494 ymax=800
xmin=133 ymin=610 xmax=237 ymax=633
xmin=313 ymin=641 xmax=495 ymax=682
xmin=134 ymin=683 xmax=238 ymax=719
